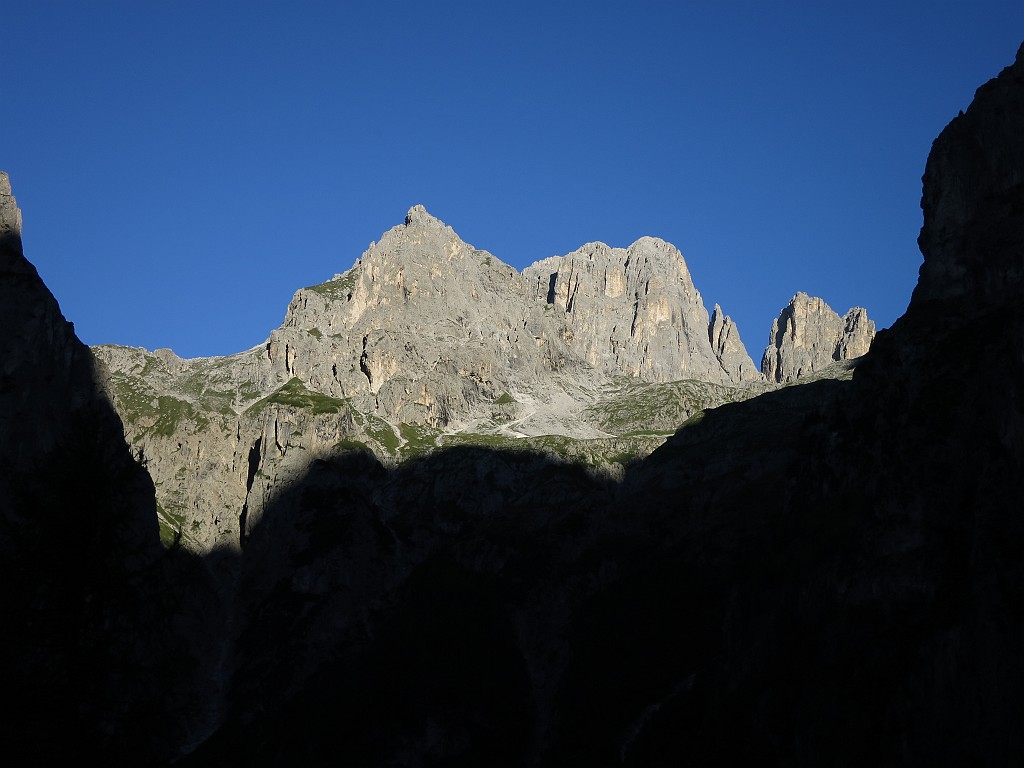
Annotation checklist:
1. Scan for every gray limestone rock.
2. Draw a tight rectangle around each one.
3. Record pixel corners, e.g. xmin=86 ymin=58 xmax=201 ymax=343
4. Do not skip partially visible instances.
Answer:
xmin=709 ymin=304 xmax=760 ymax=382
xmin=267 ymin=205 xmax=586 ymax=431
xmin=523 ymin=238 xmax=756 ymax=384
xmin=761 ymin=292 xmax=876 ymax=383
xmin=835 ymin=306 xmax=874 ymax=360
xmin=91 ymin=342 xmax=300 ymax=551
xmin=0 ymin=171 xmax=23 ymax=255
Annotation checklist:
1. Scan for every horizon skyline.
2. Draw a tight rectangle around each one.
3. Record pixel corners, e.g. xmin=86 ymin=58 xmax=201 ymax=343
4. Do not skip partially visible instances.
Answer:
xmin=6 ymin=2 xmax=1023 ymax=359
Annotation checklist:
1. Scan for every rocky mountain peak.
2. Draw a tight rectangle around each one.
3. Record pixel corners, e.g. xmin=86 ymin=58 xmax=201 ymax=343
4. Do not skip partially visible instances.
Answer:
xmin=404 ymin=203 xmax=443 ymax=228
xmin=761 ymin=292 xmax=876 ymax=382
xmin=625 ymin=236 xmax=695 ymax=283
xmin=522 ymin=236 xmax=755 ymax=384
xmin=0 ymin=171 xmax=23 ymax=258
xmin=709 ymin=303 xmax=759 ymax=381
xmin=354 ymin=203 xmax=469 ymax=272
xmin=87 ymin=199 xmax=871 ymax=552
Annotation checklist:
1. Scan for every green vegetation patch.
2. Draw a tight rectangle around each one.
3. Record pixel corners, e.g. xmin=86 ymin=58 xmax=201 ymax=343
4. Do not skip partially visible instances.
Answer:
xmin=307 ymin=270 xmax=357 ymax=302
xmin=493 ymin=392 xmax=517 ymax=405
xmin=108 ymin=373 xmax=159 ymax=423
xmin=679 ymin=410 xmax=706 ymax=428
xmin=306 ymin=327 xmax=323 ymax=339
xmin=521 ymin=434 xmax=578 ymax=456
xmin=365 ymin=414 xmax=401 ymax=452
xmin=195 ymin=387 xmax=239 ymax=416
xmin=156 ymin=502 xmax=191 ymax=548
xmin=151 ymin=396 xmax=208 ymax=437
xmin=248 ymin=378 xmax=348 ymax=416
xmin=398 ymin=422 xmax=442 ymax=456
xmin=238 ymin=388 xmax=264 ymax=402
xmin=440 ymin=432 xmax=522 ymax=451
xmin=525 ymin=434 xmax=664 ymax=469
xmin=333 ymin=437 xmax=373 ymax=454
xmin=584 ymin=379 xmax=751 ymax=436
xmin=139 ymin=355 xmax=163 ymax=379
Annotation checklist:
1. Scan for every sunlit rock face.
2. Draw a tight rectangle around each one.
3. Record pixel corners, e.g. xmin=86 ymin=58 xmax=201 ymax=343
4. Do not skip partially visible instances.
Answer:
xmin=269 ymin=204 xmax=585 ymax=429
xmin=272 ymin=206 xmax=757 ymax=432
xmin=709 ymin=302 xmax=761 ymax=382
xmin=523 ymin=237 xmax=758 ymax=384
xmin=176 ymin=43 xmax=1023 ymax=764
xmin=760 ymin=291 xmax=875 ymax=383
xmin=0 ymin=171 xmax=22 ymax=253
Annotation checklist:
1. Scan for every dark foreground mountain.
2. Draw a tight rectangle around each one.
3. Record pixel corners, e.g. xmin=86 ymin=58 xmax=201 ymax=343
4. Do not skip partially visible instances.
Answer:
xmin=1 ymin=43 xmax=1022 ymax=766
xmin=0 ymin=173 xmax=223 ymax=762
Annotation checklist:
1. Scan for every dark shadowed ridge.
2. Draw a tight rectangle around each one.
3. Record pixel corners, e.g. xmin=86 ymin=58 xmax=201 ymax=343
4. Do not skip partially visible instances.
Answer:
xmin=0 ymin=172 xmax=225 ymax=764
xmin=1 ymin=42 xmax=1022 ymax=767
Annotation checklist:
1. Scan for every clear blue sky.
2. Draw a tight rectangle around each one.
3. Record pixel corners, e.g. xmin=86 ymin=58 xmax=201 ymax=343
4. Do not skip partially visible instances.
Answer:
xmin=5 ymin=2 xmax=1023 ymax=359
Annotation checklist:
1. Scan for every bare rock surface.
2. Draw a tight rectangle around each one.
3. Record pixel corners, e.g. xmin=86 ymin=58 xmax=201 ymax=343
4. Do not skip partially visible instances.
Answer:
xmin=761 ymin=292 xmax=876 ymax=383
xmin=709 ymin=303 xmax=760 ymax=381
xmin=523 ymin=238 xmax=757 ymax=384
xmin=267 ymin=204 xmax=587 ymax=431
xmin=0 ymin=171 xmax=23 ymax=253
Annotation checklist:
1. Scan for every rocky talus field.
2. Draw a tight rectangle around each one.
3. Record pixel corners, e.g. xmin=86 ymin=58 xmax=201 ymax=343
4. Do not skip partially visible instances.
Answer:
xmin=0 ymin=43 xmax=1021 ymax=768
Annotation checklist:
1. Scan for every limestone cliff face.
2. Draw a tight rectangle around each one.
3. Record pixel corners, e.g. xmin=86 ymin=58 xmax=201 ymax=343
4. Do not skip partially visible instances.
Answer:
xmin=709 ymin=303 xmax=760 ymax=381
xmin=760 ymin=292 xmax=875 ymax=383
xmin=90 ymin=343 xmax=366 ymax=551
xmin=523 ymin=238 xmax=758 ymax=384
xmin=267 ymin=205 xmax=583 ymax=431
xmin=0 ymin=172 xmax=22 ymax=251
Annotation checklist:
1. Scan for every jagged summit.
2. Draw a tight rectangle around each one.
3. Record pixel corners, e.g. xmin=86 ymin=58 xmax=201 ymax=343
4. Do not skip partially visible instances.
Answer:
xmin=523 ymin=237 xmax=752 ymax=383
xmin=0 ymin=171 xmax=23 ymax=256
xmin=709 ymin=303 xmax=759 ymax=381
xmin=760 ymin=291 xmax=875 ymax=383
xmin=348 ymin=202 xmax=488 ymax=275
xmin=403 ymin=203 xmax=445 ymax=227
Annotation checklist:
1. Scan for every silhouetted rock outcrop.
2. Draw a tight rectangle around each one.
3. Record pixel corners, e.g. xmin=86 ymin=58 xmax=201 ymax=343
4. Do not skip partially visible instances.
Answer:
xmin=0 ymin=173 xmax=221 ymax=764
